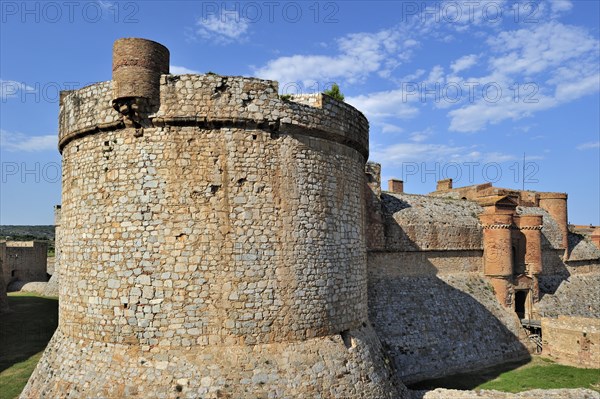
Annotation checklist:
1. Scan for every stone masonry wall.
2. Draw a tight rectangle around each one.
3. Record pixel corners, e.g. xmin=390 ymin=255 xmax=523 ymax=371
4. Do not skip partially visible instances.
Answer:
xmin=0 ymin=243 xmax=8 ymax=312
xmin=538 ymin=274 xmax=600 ymax=318
xmin=57 ymin=126 xmax=368 ymax=345
xmin=1 ymin=241 xmax=48 ymax=286
xmin=368 ymin=251 xmax=483 ymax=275
xmin=368 ymin=262 xmax=529 ymax=383
xmin=380 ymin=193 xmax=483 ymax=251
xmin=541 ymin=316 xmax=600 ymax=368
xmin=366 ymin=192 xmax=530 ymax=383
xmin=23 ymin=64 xmax=405 ymax=398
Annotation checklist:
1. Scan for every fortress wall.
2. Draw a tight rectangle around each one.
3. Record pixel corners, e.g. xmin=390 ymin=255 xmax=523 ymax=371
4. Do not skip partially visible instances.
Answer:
xmin=368 ymin=251 xmax=483 ymax=275
xmin=57 ymin=126 xmax=368 ymax=345
xmin=538 ymin=274 xmax=600 ymax=318
xmin=1 ymin=241 xmax=48 ymax=285
xmin=27 ymin=325 xmax=405 ymax=398
xmin=367 ymin=192 xmax=530 ymax=382
xmin=58 ymin=76 xmax=368 ymax=158
xmin=0 ymin=243 xmax=8 ymax=312
xmin=380 ymin=193 xmax=483 ymax=252
xmin=25 ymin=40 xmax=404 ymax=398
xmin=368 ymin=259 xmax=528 ymax=383
xmin=518 ymin=206 xmax=563 ymax=249
xmin=541 ymin=316 xmax=600 ymax=368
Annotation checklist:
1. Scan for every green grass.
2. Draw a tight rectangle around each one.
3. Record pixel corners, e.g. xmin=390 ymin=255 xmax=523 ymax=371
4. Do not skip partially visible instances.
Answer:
xmin=409 ymin=357 xmax=600 ymax=393
xmin=0 ymin=293 xmax=58 ymax=399
xmin=478 ymin=357 xmax=600 ymax=392
xmin=0 ymin=352 xmax=43 ymax=399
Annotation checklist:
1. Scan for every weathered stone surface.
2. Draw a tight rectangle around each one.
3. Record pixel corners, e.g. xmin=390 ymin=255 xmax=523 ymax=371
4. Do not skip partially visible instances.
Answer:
xmin=538 ymin=274 xmax=600 ymax=318
xmin=0 ymin=245 xmax=8 ymax=313
xmin=568 ymin=231 xmax=600 ymax=262
xmin=368 ymin=266 xmax=529 ymax=383
xmin=411 ymin=388 xmax=600 ymax=398
xmin=380 ymin=193 xmax=484 ymax=251
xmin=23 ymin=39 xmax=405 ymax=398
xmin=541 ymin=316 xmax=600 ymax=368
xmin=24 ymin=326 xmax=405 ymax=398
xmin=1 ymin=241 xmax=48 ymax=287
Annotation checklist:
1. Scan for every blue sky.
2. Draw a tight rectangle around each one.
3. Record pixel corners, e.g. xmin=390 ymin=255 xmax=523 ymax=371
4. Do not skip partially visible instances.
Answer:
xmin=1 ymin=0 xmax=598 ymax=225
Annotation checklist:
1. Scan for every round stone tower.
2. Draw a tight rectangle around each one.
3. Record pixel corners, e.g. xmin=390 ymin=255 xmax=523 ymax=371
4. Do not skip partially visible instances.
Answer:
xmin=537 ymin=192 xmax=568 ymax=251
xmin=22 ymin=39 xmax=404 ymax=398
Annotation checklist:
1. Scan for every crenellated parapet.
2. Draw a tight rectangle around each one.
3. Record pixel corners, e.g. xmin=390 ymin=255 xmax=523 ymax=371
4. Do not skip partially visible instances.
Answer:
xmin=58 ymin=75 xmax=369 ymax=158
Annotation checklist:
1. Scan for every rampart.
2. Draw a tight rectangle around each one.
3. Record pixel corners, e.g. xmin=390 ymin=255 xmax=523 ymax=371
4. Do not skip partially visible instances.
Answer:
xmin=0 ymin=246 xmax=8 ymax=312
xmin=365 ymin=170 xmax=600 ymax=381
xmin=23 ymin=38 xmax=404 ymax=399
xmin=366 ymin=187 xmax=529 ymax=382
xmin=0 ymin=241 xmax=48 ymax=288
xmin=541 ymin=316 xmax=600 ymax=368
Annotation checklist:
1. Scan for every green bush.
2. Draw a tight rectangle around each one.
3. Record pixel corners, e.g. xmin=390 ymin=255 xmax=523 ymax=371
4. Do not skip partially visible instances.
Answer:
xmin=323 ymin=83 xmax=344 ymax=101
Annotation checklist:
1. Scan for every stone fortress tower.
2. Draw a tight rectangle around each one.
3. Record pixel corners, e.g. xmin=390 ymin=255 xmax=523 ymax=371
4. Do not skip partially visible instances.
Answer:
xmin=21 ymin=38 xmax=404 ymax=398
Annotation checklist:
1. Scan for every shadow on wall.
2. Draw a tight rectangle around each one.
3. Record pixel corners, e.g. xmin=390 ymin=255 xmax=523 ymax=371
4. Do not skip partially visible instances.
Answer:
xmin=538 ymin=235 xmax=570 ymax=300
xmin=367 ymin=194 xmax=531 ymax=385
xmin=0 ymin=295 xmax=58 ymax=372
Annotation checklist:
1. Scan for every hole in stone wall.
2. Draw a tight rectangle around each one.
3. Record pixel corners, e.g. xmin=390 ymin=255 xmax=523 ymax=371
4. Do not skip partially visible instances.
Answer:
xmin=237 ymin=177 xmax=247 ymax=186
xmin=175 ymin=384 xmax=183 ymax=392
xmin=252 ymin=134 xmax=257 ymax=140
xmin=210 ymin=184 xmax=221 ymax=194
xmin=340 ymin=330 xmax=352 ymax=349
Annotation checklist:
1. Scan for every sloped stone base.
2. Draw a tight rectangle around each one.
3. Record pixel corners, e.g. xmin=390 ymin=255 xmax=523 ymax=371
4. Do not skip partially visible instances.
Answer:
xmin=21 ymin=324 xmax=407 ymax=399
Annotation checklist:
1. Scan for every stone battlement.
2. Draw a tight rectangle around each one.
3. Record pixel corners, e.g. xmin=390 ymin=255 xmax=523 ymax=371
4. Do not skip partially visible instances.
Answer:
xmin=58 ymin=75 xmax=369 ymax=158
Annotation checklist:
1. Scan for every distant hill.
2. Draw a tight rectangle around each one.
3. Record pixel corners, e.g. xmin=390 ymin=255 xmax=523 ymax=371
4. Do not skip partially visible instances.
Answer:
xmin=0 ymin=225 xmax=55 ymax=241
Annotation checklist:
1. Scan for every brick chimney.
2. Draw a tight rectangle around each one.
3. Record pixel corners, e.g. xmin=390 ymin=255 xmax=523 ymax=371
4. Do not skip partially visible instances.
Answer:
xmin=592 ymin=227 xmax=600 ymax=249
xmin=388 ymin=179 xmax=404 ymax=194
xmin=436 ymin=178 xmax=452 ymax=191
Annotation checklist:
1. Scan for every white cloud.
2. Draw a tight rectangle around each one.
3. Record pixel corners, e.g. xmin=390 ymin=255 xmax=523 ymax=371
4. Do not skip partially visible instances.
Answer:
xmin=550 ymin=0 xmax=573 ymax=15
xmin=254 ymin=27 xmax=418 ymax=87
xmin=195 ymin=10 xmax=249 ymax=44
xmin=371 ymin=142 xmax=466 ymax=163
xmin=371 ymin=141 xmax=515 ymax=164
xmin=170 ymin=65 xmax=201 ymax=75
xmin=346 ymin=88 xmax=420 ymax=120
xmin=450 ymin=54 xmax=478 ymax=74
xmin=410 ymin=127 xmax=434 ymax=142
xmin=0 ymin=79 xmax=35 ymax=100
xmin=446 ymin=21 xmax=599 ymax=132
xmin=447 ymin=95 xmax=557 ymax=133
xmin=487 ymin=22 xmax=597 ymax=76
xmin=576 ymin=141 xmax=600 ymax=150
xmin=0 ymin=130 xmax=57 ymax=152
xmin=380 ymin=123 xmax=404 ymax=134
xmin=427 ymin=65 xmax=445 ymax=84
